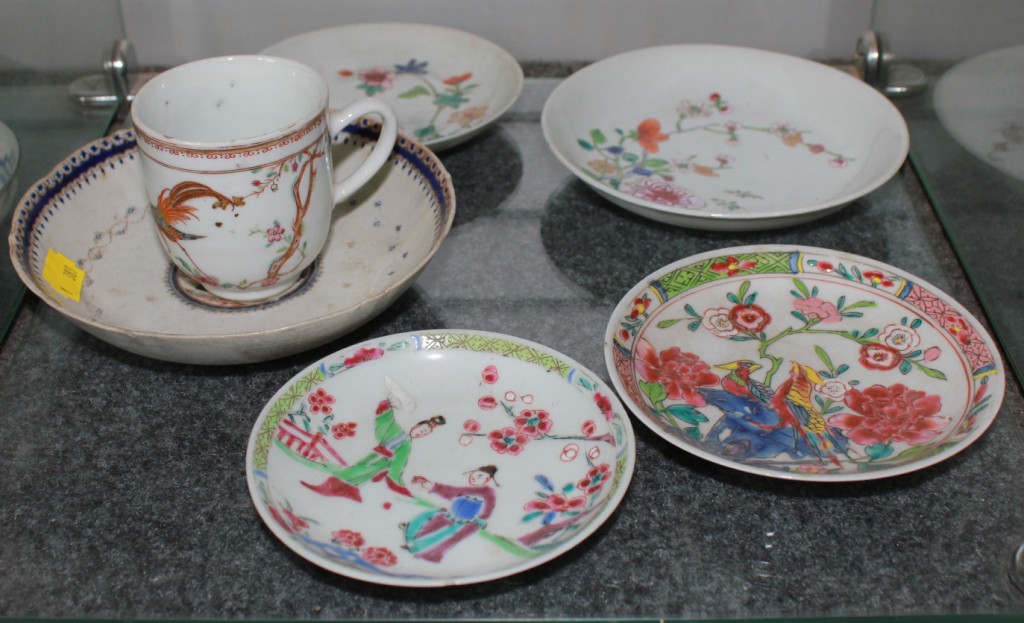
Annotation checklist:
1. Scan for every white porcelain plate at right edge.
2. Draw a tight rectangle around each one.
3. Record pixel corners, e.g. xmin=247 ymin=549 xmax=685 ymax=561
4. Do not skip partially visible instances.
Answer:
xmin=605 ymin=245 xmax=1004 ymax=482
xmin=542 ymin=45 xmax=910 ymax=230
xmin=934 ymin=45 xmax=1024 ymax=181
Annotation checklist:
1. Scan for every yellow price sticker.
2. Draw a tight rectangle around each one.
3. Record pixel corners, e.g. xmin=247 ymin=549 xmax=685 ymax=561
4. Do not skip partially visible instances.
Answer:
xmin=42 ymin=249 xmax=85 ymax=302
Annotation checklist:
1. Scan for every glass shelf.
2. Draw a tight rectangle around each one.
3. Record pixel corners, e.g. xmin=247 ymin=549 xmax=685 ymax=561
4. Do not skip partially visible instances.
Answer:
xmin=2 ymin=2 xmax=1023 ymax=619
xmin=1 ymin=77 xmax=1022 ymax=621
xmin=0 ymin=0 xmax=124 ymax=338
xmin=874 ymin=0 xmax=1024 ymax=387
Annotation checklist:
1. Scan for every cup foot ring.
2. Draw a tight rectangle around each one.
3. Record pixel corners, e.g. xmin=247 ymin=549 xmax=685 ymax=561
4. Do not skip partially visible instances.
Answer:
xmin=167 ymin=261 xmax=321 ymax=311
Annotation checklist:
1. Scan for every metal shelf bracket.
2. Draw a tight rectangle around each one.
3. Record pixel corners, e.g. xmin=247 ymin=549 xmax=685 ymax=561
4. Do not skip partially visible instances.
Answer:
xmin=855 ymin=30 xmax=927 ymax=98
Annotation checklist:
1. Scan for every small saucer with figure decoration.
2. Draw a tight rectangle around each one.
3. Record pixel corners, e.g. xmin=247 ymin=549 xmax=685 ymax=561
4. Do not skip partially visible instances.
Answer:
xmin=247 ymin=329 xmax=635 ymax=586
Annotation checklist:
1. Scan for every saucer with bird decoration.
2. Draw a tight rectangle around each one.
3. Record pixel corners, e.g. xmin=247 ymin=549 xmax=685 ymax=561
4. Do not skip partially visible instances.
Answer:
xmin=605 ymin=245 xmax=1004 ymax=481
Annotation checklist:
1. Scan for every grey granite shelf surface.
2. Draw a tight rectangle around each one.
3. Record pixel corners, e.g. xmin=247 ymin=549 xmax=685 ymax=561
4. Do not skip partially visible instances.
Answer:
xmin=1 ymin=79 xmax=1023 ymax=621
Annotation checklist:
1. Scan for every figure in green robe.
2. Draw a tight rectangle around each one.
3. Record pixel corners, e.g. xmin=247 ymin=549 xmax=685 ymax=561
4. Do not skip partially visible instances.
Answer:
xmin=298 ymin=399 xmax=445 ymax=502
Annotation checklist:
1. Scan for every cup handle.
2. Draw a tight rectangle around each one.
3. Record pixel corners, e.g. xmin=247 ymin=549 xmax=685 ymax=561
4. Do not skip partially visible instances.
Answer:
xmin=326 ymin=97 xmax=399 ymax=204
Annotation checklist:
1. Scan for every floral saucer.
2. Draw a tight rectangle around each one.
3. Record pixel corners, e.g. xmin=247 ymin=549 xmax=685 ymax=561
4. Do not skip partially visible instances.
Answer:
xmin=542 ymin=45 xmax=909 ymax=230
xmin=8 ymin=123 xmax=454 ymax=365
xmin=246 ymin=329 xmax=635 ymax=586
xmin=263 ymin=23 xmax=523 ymax=151
xmin=934 ymin=45 xmax=1024 ymax=181
xmin=605 ymin=245 xmax=1004 ymax=481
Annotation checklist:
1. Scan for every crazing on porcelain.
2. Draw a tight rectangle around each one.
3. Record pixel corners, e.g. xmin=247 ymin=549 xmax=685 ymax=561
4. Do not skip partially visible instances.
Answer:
xmin=577 ymin=93 xmax=853 ymax=212
xmin=249 ymin=332 xmax=633 ymax=584
xmin=338 ymin=59 xmax=488 ymax=143
xmin=609 ymin=249 xmax=1001 ymax=479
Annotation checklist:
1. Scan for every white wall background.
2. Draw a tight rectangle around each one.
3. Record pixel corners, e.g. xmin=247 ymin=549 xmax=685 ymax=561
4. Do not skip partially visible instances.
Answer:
xmin=1 ymin=0 xmax=1022 ymax=73
xmin=0 ymin=0 xmax=124 ymax=71
xmin=872 ymin=0 xmax=1024 ymax=61
xmin=117 ymin=0 xmax=873 ymax=67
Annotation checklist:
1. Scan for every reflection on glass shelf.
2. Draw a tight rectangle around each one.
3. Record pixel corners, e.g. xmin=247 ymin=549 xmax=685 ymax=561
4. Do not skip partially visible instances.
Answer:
xmin=898 ymin=48 xmax=1024 ymax=387
xmin=933 ymin=45 xmax=1024 ymax=182
xmin=0 ymin=119 xmax=17 ymax=216
xmin=0 ymin=80 xmax=117 ymax=339
xmin=0 ymin=0 xmax=125 ymax=340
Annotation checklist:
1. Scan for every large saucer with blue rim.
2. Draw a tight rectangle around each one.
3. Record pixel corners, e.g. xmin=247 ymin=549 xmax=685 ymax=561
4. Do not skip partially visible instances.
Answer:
xmin=246 ymin=329 xmax=635 ymax=586
xmin=263 ymin=23 xmax=524 ymax=152
xmin=605 ymin=245 xmax=1004 ymax=482
xmin=7 ymin=122 xmax=454 ymax=365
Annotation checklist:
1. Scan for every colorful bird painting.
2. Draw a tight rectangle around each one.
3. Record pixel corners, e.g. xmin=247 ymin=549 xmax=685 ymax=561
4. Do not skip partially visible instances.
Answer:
xmin=152 ymin=180 xmax=245 ymax=243
xmin=700 ymin=360 xmax=809 ymax=460
xmin=700 ymin=359 xmax=850 ymax=466
xmin=770 ymin=362 xmax=850 ymax=466
xmin=717 ymin=360 xmax=773 ymax=406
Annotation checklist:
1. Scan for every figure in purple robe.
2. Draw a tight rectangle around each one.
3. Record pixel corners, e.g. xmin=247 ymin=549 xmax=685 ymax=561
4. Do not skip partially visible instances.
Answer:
xmin=402 ymin=465 xmax=499 ymax=563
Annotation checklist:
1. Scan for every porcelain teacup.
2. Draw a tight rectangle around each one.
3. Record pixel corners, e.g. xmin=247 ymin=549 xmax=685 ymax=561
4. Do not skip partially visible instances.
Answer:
xmin=131 ymin=55 xmax=398 ymax=302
